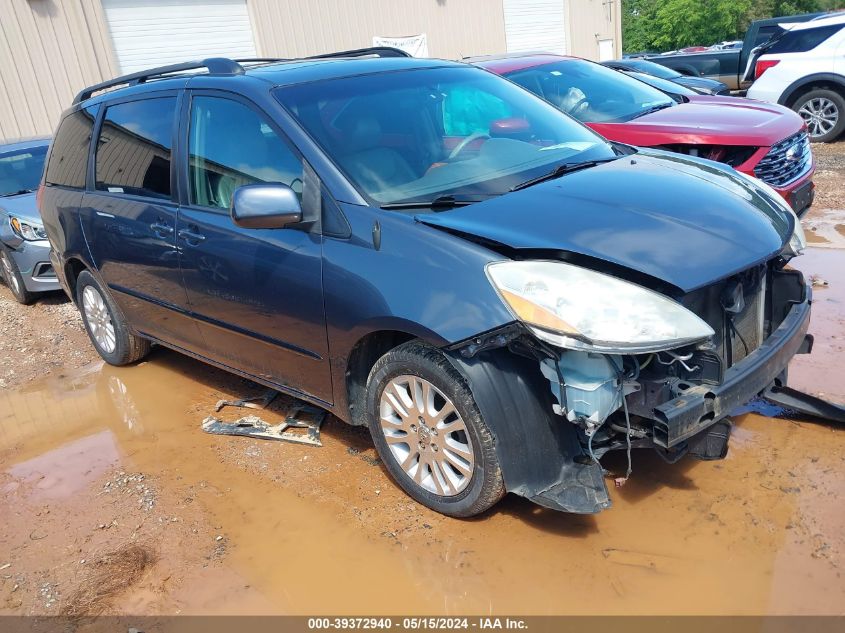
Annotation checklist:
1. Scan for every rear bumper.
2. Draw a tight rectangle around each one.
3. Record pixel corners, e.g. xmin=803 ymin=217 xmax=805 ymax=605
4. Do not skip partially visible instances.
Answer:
xmin=651 ymin=288 xmax=812 ymax=448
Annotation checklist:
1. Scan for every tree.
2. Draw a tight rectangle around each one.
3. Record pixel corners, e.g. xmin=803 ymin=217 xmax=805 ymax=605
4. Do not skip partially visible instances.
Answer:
xmin=624 ymin=0 xmax=752 ymax=52
xmin=623 ymin=0 xmax=844 ymax=53
xmin=749 ymin=1 xmax=843 ymax=20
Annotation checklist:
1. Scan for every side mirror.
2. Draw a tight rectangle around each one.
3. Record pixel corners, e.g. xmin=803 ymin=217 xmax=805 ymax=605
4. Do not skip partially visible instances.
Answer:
xmin=231 ymin=184 xmax=302 ymax=229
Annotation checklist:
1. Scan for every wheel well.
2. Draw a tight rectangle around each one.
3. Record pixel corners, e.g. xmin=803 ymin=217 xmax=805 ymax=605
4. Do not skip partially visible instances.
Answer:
xmin=64 ymin=258 xmax=87 ymax=303
xmin=785 ymin=81 xmax=845 ymax=109
xmin=345 ymin=330 xmax=415 ymax=426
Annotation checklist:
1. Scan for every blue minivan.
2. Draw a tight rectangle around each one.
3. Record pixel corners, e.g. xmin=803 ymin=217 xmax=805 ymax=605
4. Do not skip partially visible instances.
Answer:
xmin=40 ymin=50 xmax=813 ymax=517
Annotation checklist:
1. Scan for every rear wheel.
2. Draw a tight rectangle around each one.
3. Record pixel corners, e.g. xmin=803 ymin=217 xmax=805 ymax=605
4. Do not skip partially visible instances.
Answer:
xmin=76 ymin=270 xmax=150 ymax=365
xmin=365 ymin=340 xmax=504 ymax=517
xmin=0 ymin=246 xmax=35 ymax=305
xmin=793 ymin=89 xmax=845 ymax=143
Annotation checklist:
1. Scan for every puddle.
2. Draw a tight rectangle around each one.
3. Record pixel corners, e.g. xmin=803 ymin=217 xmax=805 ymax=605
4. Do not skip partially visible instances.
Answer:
xmin=803 ymin=209 xmax=845 ymax=249
xmin=1 ymin=248 xmax=845 ymax=615
xmin=788 ymin=247 xmax=845 ymax=405
xmin=0 ymin=351 xmax=842 ymax=615
xmin=7 ymin=431 xmax=119 ymax=501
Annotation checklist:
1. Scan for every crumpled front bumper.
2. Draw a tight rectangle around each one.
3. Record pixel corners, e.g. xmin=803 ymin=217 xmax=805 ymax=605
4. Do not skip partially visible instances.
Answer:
xmin=652 ymin=286 xmax=812 ymax=448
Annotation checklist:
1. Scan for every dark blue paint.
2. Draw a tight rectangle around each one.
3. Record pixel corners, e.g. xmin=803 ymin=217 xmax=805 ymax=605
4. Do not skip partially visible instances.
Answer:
xmin=41 ymin=57 xmax=796 ymax=423
xmin=177 ymin=206 xmax=332 ymax=401
xmin=419 ymin=150 xmax=792 ymax=294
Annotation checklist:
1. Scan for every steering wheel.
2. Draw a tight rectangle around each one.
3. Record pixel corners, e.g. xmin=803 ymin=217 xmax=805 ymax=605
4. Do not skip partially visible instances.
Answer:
xmin=567 ymin=97 xmax=590 ymax=118
xmin=448 ymin=132 xmax=490 ymax=161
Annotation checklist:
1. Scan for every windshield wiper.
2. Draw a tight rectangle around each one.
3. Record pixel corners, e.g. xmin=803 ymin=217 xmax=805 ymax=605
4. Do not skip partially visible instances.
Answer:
xmin=0 ymin=189 xmax=35 ymax=198
xmin=509 ymin=158 xmax=617 ymax=192
xmin=631 ymin=102 xmax=675 ymax=119
xmin=380 ymin=195 xmax=484 ymax=211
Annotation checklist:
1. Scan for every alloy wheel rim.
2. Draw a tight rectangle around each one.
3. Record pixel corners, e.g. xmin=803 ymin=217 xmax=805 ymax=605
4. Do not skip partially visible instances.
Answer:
xmin=82 ymin=285 xmax=116 ymax=354
xmin=1 ymin=253 xmax=21 ymax=295
xmin=379 ymin=375 xmax=475 ymax=496
xmin=798 ymin=98 xmax=839 ymax=138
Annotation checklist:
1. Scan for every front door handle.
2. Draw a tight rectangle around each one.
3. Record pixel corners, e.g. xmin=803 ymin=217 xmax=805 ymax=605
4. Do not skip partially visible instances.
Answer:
xmin=178 ymin=228 xmax=206 ymax=244
xmin=150 ymin=221 xmax=174 ymax=236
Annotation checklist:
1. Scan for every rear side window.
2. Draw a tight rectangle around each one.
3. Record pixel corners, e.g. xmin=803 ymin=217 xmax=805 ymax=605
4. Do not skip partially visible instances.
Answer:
xmin=95 ymin=97 xmax=176 ymax=199
xmin=188 ymin=96 xmax=304 ymax=210
xmin=767 ymin=24 xmax=843 ymax=54
xmin=44 ymin=106 xmax=98 ymax=188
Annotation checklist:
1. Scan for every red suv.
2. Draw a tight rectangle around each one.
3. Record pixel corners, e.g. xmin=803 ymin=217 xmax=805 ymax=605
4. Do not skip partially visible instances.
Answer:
xmin=473 ymin=54 xmax=815 ymax=216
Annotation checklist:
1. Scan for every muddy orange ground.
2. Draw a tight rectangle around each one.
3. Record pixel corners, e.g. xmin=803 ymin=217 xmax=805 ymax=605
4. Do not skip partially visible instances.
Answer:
xmin=1 ymin=251 xmax=843 ymax=617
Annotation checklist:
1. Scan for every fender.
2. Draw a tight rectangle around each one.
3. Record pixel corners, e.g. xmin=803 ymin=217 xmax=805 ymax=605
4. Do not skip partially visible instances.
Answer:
xmin=445 ymin=346 xmax=611 ymax=514
xmin=778 ymin=73 xmax=845 ymax=106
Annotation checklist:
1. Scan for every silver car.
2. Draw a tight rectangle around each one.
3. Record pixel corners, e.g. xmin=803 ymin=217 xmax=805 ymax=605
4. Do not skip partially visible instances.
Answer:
xmin=0 ymin=137 xmax=61 ymax=304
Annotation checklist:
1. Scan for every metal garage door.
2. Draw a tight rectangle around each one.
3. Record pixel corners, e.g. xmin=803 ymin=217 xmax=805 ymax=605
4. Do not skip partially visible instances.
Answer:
xmin=503 ymin=0 xmax=567 ymax=55
xmin=102 ymin=0 xmax=257 ymax=74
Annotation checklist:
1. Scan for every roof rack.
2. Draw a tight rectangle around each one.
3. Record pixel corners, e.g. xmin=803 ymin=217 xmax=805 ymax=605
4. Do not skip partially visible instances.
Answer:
xmin=73 ymin=47 xmax=412 ymax=104
xmin=307 ymin=46 xmax=412 ymax=60
xmin=73 ymin=57 xmax=247 ymax=104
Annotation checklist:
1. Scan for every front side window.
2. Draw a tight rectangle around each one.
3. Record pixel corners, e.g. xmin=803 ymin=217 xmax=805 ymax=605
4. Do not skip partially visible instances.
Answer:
xmin=507 ymin=59 xmax=675 ymax=124
xmin=95 ymin=97 xmax=176 ymax=199
xmin=44 ymin=106 xmax=98 ymax=189
xmin=0 ymin=145 xmax=48 ymax=197
xmin=188 ymin=96 xmax=304 ymax=210
xmin=277 ymin=66 xmax=616 ymax=205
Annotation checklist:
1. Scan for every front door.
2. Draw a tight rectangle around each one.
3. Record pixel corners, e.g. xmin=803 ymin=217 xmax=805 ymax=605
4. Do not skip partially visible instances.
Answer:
xmin=80 ymin=94 xmax=204 ymax=351
xmin=176 ymin=92 xmax=332 ymax=403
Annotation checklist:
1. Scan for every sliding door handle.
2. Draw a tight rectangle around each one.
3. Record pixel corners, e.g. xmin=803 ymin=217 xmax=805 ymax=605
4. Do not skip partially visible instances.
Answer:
xmin=150 ymin=221 xmax=174 ymax=236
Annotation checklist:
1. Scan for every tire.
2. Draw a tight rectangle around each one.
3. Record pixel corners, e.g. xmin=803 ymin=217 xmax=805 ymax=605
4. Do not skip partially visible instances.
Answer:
xmin=365 ymin=340 xmax=504 ymax=517
xmin=76 ymin=270 xmax=150 ymax=366
xmin=792 ymin=88 xmax=845 ymax=143
xmin=0 ymin=245 xmax=36 ymax=305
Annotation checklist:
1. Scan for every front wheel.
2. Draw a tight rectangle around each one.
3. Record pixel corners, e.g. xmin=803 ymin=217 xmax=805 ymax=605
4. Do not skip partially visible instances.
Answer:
xmin=0 ymin=246 xmax=35 ymax=305
xmin=365 ymin=341 xmax=504 ymax=517
xmin=793 ymin=89 xmax=845 ymax=143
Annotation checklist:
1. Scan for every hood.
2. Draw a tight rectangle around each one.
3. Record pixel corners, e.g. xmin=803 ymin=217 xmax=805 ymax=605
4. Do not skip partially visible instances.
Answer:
xmin=0 ymin=192 xmax=40 ymax=224
xmin=417 ymin=151 xmax=792 ymax=294
xmin=675 ymin=76 xmax=728 ymax=95
xmin=589 ymin=97 xmax=805 ymax=147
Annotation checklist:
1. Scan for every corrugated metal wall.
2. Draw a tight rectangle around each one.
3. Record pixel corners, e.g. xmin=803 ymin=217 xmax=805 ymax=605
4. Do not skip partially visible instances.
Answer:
xmin=564 ymin=0 xmax=622 ymax=62
xmin=0 ymin=1 xmax=621 ymax=143
xmin=0 ymin=0 xmax=117 ymax=142
xmin=247 ymin=0 xmax=507 ymax=60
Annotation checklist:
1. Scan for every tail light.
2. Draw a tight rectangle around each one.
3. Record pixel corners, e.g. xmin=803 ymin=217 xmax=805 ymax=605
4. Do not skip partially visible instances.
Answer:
xmin=755 ymin=59 xmax=780 ymax=80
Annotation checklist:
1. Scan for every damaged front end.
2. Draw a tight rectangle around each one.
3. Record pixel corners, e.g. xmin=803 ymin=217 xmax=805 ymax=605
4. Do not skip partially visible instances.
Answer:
xmin=448 ymin=255 xmax=813 ymax=515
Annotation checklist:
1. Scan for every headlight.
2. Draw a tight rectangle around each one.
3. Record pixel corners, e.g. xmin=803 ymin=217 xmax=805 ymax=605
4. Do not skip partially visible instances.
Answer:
xmin=10 ymin=216 xmax=47 ymax=241
xmin=487 ymin=261 xmax=714 ymax=354
xmin=734 ymin=172 xmax=805 ymax=257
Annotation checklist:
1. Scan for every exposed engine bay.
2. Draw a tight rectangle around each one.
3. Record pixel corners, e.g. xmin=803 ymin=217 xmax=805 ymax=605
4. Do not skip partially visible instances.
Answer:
xmin=538 ymin=258 xmax=811 ymax=473
xmin=449 ymin=253 xmax=817 ymax=507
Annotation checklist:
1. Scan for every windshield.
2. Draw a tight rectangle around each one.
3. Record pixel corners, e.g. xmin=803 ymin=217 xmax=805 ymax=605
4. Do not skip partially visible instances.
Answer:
xmin=505 ymin=59 xmax=675 ymax=123
xmin=0 ymin=145 xmax=48 ymax=197
xmin=276 ymin=66 xmax=616 ymax=205
xmin=626 ymin=60 xmax=682 ymax=80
